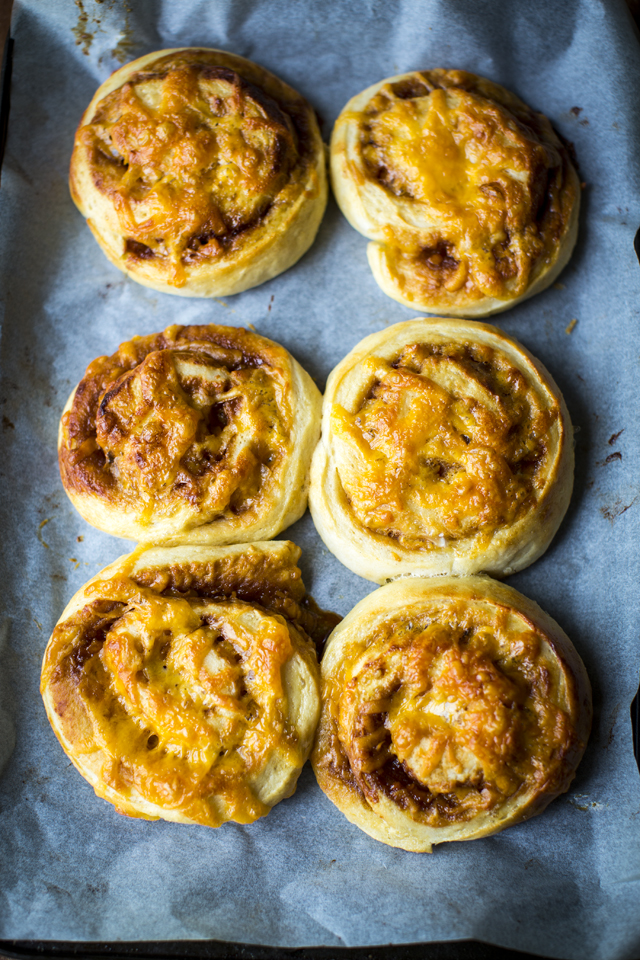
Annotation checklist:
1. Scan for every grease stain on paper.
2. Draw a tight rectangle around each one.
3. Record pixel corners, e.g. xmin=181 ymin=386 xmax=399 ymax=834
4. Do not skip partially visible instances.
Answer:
xmin=568 ymin=794 xmax=604 ymax=812
xmin=72 ymin=0 xmax=94 ymax=56
xmin=72 ymin=0 xmax=136 ymax=64
xmin=601 ymin=496 xmax=638 ymax=523
xmin=112 ymin=1 xmax=135 ymax=63
xmin=37 ymin=518 xmax=52 ymax=549
xmin=596 ymin=451 xmax=622 ymax=467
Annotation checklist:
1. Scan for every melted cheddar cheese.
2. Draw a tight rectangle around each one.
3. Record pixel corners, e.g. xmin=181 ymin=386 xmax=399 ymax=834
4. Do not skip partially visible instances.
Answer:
xmin=332 ymin=339 xmax=555 ymax=550
xmin=77 ymin=52 xmax=314 ymax=286
xmin=41 ymin=544 xmax=333 ymax=827
xmin=346 ymin=69 xmax=577 ymax=307
xmin=59 ymin=324 xmax=300 ymax=539
xmin=319 ymin=592 xmax=581 ymax=831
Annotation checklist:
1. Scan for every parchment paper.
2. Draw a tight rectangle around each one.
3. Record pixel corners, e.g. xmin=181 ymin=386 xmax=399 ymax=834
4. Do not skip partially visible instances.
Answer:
xmin=1 ymin=1 xmax=639 ymax=956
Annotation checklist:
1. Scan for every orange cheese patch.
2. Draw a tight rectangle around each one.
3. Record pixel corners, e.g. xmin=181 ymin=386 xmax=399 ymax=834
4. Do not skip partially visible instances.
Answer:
xmin=80 ymin=54 xmax=305 ymax=285
xmin=59 ymin=325 xmax=293 ymax=531
xmin=335 ymin=600 xmax=576 ymax=828
xmin=356 ymin=71 xmax=576 ymax=304
xmin=332 ymin=340 xmax=556 ymax=549
xmin=42 ymin=580 xmax=303 ymax=827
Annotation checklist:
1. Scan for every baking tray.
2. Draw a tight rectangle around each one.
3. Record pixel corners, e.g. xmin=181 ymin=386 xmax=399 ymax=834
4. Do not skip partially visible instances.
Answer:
xmin=0 ymin=939 xmax=542 ymax=960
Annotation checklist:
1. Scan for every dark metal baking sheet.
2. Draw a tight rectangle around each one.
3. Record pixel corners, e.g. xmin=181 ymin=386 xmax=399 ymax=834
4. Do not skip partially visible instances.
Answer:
xmin=1 ymin=1 xmax=640 ymax=958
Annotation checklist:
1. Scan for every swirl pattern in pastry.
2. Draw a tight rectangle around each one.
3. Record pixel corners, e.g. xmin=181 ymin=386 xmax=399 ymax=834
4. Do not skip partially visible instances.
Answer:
xmin=312 ymin=575 xmax=591 ymax=851
xmin=70 ymin=48 xmax=327 ymax=297
xmin=309 ymin=318 xmax=573 ymax=583
xmin=41 ymin=541 xmax=339 ymax=826
xmin=331 ymin=69 xmax=579 ymax=316
xmin=59 ymin=323 xmax=322 ymax=543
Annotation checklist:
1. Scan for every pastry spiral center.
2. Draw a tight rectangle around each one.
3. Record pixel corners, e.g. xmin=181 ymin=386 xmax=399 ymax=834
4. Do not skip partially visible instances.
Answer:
xmin=82 ymin=340 xmax=291 ymax=525
xmin=365 ymin=87 xmax=551 ymax=218
xmin=332 ymin=340 xmax=554 ymax=548
xmin=358 ymin=74 xmax=572 ymax=300
xmin=84 ymin=59 xmax=300 ymax=275
xmin=338 ymin=610 xmax=574 ymax=826
xmin=50 ymin=585 xmax=301 ymax=825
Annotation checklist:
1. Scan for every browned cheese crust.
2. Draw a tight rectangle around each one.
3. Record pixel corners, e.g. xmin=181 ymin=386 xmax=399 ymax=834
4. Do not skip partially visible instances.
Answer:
xmin=309 ymin=318 xmax=573 ymax=583
xmin=70 ymin=48 xmax=327 ymax=296
xmin=312 ymin=576 xmax=591 ymax=851
xmin=331 ymin=70 xmax=579 ymax=316
xmin=41 ymin=541 xmax=340 ymax=827
xmin=58 ymin=323 xmax=322 ymax=543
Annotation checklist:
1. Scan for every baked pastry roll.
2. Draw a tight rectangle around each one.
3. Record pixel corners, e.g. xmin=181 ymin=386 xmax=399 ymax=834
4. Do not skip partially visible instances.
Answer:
xmin=309 ymin=318 xmax=573 ymax=583
xmin=312 ymin=575 xmax=591 ymax=851
xmin=41 ymin=541 xmax=338 ymax=826
xmin=69 ymin=48 xmax=327 ymax=297
xmin=59 ymin=323 xmax=321 ymax=543
xmin=331 ymin=69 xmax=579 ymax=317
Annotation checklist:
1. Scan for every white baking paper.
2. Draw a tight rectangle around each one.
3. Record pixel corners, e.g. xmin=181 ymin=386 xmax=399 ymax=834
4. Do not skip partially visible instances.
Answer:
xmin=0 ymin=1 xmax=639 ymax=956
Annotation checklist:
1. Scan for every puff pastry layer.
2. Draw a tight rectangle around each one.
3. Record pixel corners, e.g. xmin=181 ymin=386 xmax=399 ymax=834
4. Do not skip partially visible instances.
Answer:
xmin=331 ymin=69 xmax=579 ymax=316
xmin=312 ymin=575 xmax=591 ymax=851
xmin=59 ymin=323 xmax=321 ymax=543
xmin=41 ymin=541 xmax=339 ymax=826
xmin=310 ymin=318 xmax=573 ymax=583
xmin=70 ymin=48 xmax=327 ymax=297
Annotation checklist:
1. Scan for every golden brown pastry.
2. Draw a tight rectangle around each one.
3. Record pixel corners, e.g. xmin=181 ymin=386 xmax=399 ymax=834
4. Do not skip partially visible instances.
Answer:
xmin=309 ymin=318 xmax=573 ymax=583
xmin=331 ymin=69 xmax=579 ymax=316
xmin=59 ymin=323 xmax=322 ymax=544
xmin=312 ymin=575 xmax=591 ymax=851
xmin=41 ymin=541 xmax=339 ymax=827
xmin=70 ymin=48 xmax=327 ymax=296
